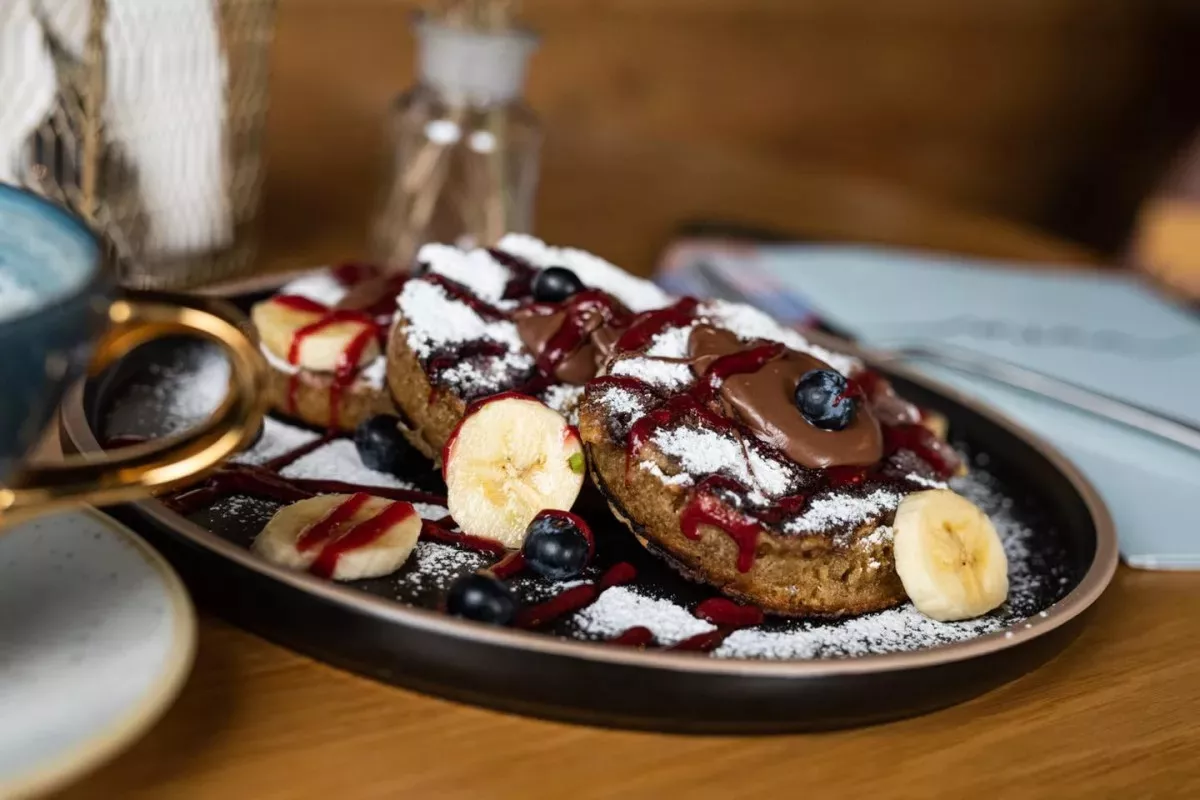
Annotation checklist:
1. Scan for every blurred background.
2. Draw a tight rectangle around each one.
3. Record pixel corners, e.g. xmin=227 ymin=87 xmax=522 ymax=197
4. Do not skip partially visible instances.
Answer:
xmin=6 ymin=0 xmax=1200 ymax=288
xmin=259 ymin=0 xmax=1200 ymax=268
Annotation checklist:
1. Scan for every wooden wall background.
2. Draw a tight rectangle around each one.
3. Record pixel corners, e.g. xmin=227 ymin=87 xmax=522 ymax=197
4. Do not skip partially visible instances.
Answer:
xmin=262 ymin=0 xmax=1200 ymax=257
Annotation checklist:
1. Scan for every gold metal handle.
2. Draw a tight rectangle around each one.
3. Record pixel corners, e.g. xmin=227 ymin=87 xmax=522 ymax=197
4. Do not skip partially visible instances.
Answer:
xmin=0 ymin=297 xmax=268 ymax=525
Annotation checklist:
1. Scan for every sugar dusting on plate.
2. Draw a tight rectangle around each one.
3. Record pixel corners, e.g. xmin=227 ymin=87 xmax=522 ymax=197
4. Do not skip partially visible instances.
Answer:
xmin=392 ymin=542 xmax=490 ymax=594
xmin=280 ymin=439 xmax=447 ymax=519
xmin=104 ymin=347 xmax=232 ymax=437
xmin=574 ymin=586 xmax=717 ymax=645
xmin=233 ymin=417 xmax=321 ymax=466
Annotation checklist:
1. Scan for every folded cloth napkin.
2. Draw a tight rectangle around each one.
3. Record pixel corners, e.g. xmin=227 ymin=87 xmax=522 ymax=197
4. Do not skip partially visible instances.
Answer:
xmin=0 ymin=0 xmax=230 ymax=257
xmin=657 ymin=239 xmax=1200 ymax=569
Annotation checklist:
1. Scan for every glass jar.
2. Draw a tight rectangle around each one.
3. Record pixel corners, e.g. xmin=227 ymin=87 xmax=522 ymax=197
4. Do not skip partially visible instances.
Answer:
xmin=371 ymin=17 xmax=540 ymax=268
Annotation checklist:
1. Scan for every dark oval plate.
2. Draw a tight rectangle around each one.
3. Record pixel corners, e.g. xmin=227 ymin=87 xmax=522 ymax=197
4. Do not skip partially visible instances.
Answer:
xmin=59 ymin=294 xmax=1117 ymax=733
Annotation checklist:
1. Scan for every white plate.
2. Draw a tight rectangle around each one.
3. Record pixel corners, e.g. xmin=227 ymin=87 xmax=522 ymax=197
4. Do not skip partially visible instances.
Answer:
xmin=0 ymin=508 xmax=196 ymax=798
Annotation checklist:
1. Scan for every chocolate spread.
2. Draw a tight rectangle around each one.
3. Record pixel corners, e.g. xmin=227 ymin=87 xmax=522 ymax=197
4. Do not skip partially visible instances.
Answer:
xmin=514 ymin=305 xmax=626 ymax=385
xmin=687 ymin=325 xmax=884 ymax=468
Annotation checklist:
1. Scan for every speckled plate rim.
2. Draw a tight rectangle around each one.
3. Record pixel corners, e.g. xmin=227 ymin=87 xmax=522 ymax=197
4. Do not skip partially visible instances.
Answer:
xmin=58 ymin=337 xmax=1118 ymax=680
xmin=0 ymin=507 xmax=197 ymax=800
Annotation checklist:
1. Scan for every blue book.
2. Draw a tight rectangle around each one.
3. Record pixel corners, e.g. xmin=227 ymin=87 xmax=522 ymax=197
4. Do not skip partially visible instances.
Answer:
xmin=657 ymin=240 xmax=1200 ymax=569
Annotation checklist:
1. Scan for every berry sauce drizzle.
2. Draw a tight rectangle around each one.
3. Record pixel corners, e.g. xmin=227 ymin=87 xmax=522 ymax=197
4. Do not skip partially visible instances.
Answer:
xmin=271 ymin=261 xmax=405 ymax=433
xmin=609 ymin=626 xmax=655 ymax=647
xmin=670 ymin=597 xmax=764 ymax=652
xmin=614 ymin=297 xmax=700 ymax=351
xmin=533 ymin=290 xmax=631 ymax=377
xmin=679 ymin=479 xmax=764 ymax=573
xmin=419 ymin=519 xmax=508 ymax=557
xmin=296 ymin=492 xmax=373 ymax=553
xmin=514 ymin=562 xmax=637 ymax=629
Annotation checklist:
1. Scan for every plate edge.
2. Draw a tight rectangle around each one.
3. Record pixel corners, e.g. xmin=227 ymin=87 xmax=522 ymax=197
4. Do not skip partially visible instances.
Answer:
xmin=0 ymin=507 xmax=198 ymax=800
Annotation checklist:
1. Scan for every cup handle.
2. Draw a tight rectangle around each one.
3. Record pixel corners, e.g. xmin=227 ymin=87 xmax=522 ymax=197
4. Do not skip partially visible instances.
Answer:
xmin=0 ymin=296 xmax=268 ymax=524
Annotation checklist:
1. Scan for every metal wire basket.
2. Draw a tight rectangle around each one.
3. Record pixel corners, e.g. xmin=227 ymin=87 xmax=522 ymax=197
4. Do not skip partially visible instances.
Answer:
xmin=15 ymin=0 xmax=276 ymax=289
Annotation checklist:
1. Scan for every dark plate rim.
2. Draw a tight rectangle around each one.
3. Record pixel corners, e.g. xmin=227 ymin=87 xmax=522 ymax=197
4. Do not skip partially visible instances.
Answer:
xmin=59 ymin=338 xmax=1118 ymax=679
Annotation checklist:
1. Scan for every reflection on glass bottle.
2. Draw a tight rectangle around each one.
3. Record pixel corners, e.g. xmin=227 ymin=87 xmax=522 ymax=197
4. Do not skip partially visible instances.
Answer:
xmin=372 ymin=16 xmax=540 ymax=268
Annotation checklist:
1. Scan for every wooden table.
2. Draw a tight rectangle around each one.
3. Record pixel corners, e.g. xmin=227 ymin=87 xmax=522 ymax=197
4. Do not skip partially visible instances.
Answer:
xmin=57 ymin=130 xmax=1200 ymax=798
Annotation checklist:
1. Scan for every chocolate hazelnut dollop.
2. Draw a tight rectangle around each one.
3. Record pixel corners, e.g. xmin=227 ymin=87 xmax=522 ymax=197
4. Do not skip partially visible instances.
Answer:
xmin=687 ymin=325 xmax=883 ymax=469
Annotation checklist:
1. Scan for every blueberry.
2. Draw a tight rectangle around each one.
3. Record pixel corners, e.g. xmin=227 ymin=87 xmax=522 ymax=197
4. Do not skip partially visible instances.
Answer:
xmin=794 ymin=369 xmax=856 ymax=430
xmin=532 ymin=266 xmax=585 ymax=303
xmin=446 ymin=573 xmax=518 ymax=625
xmin=521 ymin=511 xmax=592 ymax=579
xmin=354 ymin=414 xmax=421 ymax=475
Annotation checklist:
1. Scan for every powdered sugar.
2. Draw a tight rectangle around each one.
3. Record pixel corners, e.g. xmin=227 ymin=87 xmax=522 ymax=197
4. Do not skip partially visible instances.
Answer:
xmin=497 ymin=234 xmax=672 ymax=312
xmin=278 ymin=438 xmax=446 ymax=519
xmin=392 ymin=542 xmax=490 ymax=593
xmin=398 ymin=279 xmax=526 ymax=359
xmin=232 ymin=417 xmax=321 ymax=465
xmin=638 ymin=460 xmax=694 ymax=487
xmin=858 ymin=525 xmax=894 ymax=549
xmin=593 ymin=385 xmax=649 ymax=420
xmin=605 ymin=324 xmax=694 ymax=389
xmin=785 ymin=488 xmax=903 ymax=537
xmin=610 ymin=356 xmax=693 ymax=389
xmin=437 ymin=353 xmax=530 ymax=398
xmin=574 ymin=586 xmax=717 ymax=645
xmin=650 ymin=425 xmax=797 ymax=501
xmin=358 ymin=355 xmax=388 ymax=388
xmin=278 ymin=270 xmax=348 ymax=307
xmin=131 ymin=349 xmax=231 ymax=436
xmin=905 ymin=472 xmax=948 ymax=489
xmin=714 ymin=605 xmax=1007 ymax=660
xmin=417 ymin=243 xmax=511 ymax=306
xmin=397 ymin=278 xmax=534 ymax=397
xmin=541 ymin=383 xmax=585 ymax=421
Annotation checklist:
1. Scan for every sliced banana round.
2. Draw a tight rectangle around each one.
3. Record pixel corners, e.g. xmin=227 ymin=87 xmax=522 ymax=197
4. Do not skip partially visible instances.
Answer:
xmin=444 ymin=394 xmax=585 ymax=549
xmin=253 ymin=493 xmax=421 ymax=581
xmin=892 ymin=489 xmax=1009 ymax=621
xmin=251 ymin=297 xmax=380 ymax=374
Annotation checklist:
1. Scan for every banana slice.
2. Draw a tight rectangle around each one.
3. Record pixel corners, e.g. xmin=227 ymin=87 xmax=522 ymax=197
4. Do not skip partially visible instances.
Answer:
xmin=892 ymin=489 xmax=1009 ymax=621
xmin=253 ymin=493 xmax=421 ymax=581
xmin=443 ymin=394 xmax=585 ymax=548
xmin=251 ymin=297 xmax=380 ymax=373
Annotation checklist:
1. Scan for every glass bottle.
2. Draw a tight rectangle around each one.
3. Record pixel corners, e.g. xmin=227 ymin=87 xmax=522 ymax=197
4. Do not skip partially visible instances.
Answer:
xmin=371 ymin=16 xmax=540 ymax=268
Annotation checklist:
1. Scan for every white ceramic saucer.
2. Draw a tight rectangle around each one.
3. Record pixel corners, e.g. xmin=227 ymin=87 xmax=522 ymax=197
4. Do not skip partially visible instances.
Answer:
xmin=0 ymin=508 xmax=196 ymax=798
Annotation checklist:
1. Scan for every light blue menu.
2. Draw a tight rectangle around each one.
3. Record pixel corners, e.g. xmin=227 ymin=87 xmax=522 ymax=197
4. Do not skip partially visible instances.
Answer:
xmin=660 ymin=243 xmax=1200 ymax=569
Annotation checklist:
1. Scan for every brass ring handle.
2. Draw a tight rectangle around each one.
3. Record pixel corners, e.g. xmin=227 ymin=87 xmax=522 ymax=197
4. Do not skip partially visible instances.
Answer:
xmin=0 ymin=298 xmax=268 ymax=525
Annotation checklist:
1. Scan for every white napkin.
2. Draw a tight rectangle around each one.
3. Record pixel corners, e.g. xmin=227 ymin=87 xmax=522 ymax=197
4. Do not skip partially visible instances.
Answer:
xmin=0 ymin=0 xmax=231 ymax=257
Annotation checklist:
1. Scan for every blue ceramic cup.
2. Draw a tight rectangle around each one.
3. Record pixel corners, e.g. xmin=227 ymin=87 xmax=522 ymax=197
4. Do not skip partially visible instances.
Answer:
xmin=0 ymin=184 xmax=267 ymax=524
